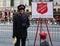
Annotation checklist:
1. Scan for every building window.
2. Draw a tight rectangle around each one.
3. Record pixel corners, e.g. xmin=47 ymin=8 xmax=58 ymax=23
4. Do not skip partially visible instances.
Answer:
xmin=14 ymin=0 xmax=20 ymax=7
xmin=58 ymin=8 xmax=60 ymax=15
xmin=11 ymin=0 xmax=14 ymax=6
xmin=49 ymin=0 xmax=53 ymax=1
xmin=23 ymin=0 xmax=29 ymax=6
xmin=54 ymin=9 xmax=56 ymax=12
xmin=29 ymin=0 xmax=32 ymax=5
xmin=5 ymin=0 xmax=10 ymax=7
xmin=58 ymin=8 xmax=60 ymax=11
xmin=53 ymin=9 xmax=57 ymax=16
xmin=0 ymin=0 xmax=3 ymax=7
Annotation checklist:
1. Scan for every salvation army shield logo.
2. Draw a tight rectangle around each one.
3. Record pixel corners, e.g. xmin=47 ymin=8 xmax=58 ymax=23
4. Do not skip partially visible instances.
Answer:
xmin=37 ymin=3 xmax=48 ymax=14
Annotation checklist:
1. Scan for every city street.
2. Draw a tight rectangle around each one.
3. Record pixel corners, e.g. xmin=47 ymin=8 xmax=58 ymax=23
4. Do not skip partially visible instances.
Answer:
xmin=0 ymin=0 xmax=60 ymax=46
xmin=0 ymin=23 xmax=60 ymax=46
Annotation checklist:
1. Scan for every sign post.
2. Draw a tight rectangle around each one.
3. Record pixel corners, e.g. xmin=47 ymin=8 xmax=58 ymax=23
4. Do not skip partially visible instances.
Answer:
xmin=32 ymin=2 xmax=53 ymax=18
xmin=32 ymin=2 xmax=53 ymax=46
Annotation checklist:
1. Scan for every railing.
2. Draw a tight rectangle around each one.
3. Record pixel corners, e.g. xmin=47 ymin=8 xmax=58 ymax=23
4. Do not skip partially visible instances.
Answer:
xmin=0 ymin=23 xmax=60 ymax=46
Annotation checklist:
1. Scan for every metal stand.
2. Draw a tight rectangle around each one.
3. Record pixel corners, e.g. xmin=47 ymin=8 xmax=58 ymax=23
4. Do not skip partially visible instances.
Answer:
xmin=34 ymin=18 xmax=53 ymax=46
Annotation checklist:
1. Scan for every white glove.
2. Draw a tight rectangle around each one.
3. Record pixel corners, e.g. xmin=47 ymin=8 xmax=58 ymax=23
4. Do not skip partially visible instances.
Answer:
xmin=12 ymin=37 xmax=17 ymax=44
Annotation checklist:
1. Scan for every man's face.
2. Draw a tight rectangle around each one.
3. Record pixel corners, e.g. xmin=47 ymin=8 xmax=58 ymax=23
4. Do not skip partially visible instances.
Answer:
xmin=20 ymin=9 xmax=24 ymax=14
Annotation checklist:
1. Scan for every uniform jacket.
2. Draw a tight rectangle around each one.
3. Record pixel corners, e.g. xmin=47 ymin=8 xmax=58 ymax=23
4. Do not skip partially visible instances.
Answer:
xmin=13 ymin=13 xmax=30 ymax=38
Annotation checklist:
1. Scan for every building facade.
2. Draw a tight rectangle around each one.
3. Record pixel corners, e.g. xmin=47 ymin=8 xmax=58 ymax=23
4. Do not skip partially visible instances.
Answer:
xmin=53 ymin=0 xmax=60 ymax=20
xmin=0 ymin=0 xmax=60 ymax=20
xmin=0 ymin=0 xmax=10 ymax=8
xmin=0 ymin=0 xmax=29 ymax=9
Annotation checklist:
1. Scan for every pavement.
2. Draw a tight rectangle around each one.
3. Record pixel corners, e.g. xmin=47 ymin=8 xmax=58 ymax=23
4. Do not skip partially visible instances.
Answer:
xmin=0 ymin=23 xmax=60 ymax=46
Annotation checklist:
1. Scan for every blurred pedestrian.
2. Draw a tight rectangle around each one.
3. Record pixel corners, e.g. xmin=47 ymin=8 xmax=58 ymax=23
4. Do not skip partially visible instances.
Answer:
xmin=10 ymin=11 xmax=13 ymax=23
xmin=13 ymin=10 xmax=17 ymax=15
xmin=0 ymin=10 xmax=2 ymax=23
xmin=12 ymin=4 xmax=30 ymax=46
xmin=5 ymin=11 xmax=8 ymax=22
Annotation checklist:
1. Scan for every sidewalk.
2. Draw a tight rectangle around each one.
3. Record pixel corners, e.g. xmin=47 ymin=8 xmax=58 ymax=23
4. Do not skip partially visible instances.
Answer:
xmin=0 ymin=23 xmax=60 ymax=46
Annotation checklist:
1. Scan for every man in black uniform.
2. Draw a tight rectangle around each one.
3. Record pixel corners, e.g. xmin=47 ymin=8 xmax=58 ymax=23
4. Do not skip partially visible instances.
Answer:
xmin=12 ymin=4 xmax=30 ymax=46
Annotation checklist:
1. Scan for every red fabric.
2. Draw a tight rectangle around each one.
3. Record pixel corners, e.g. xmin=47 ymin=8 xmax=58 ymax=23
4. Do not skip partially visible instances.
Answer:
xmin=39 ymin=32 xmax=47 ymax=40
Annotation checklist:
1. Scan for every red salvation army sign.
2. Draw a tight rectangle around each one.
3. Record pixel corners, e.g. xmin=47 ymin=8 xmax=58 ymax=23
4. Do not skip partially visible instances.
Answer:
xmin=37 ymin=3 xmax=48 ymax=14
xmin=32 ymin=2 xmax=53 ymax=18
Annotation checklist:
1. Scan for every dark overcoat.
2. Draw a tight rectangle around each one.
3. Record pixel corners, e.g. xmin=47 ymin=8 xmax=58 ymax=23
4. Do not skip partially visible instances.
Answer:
xmin=13 ymin=13 xmax=30 ymax=38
